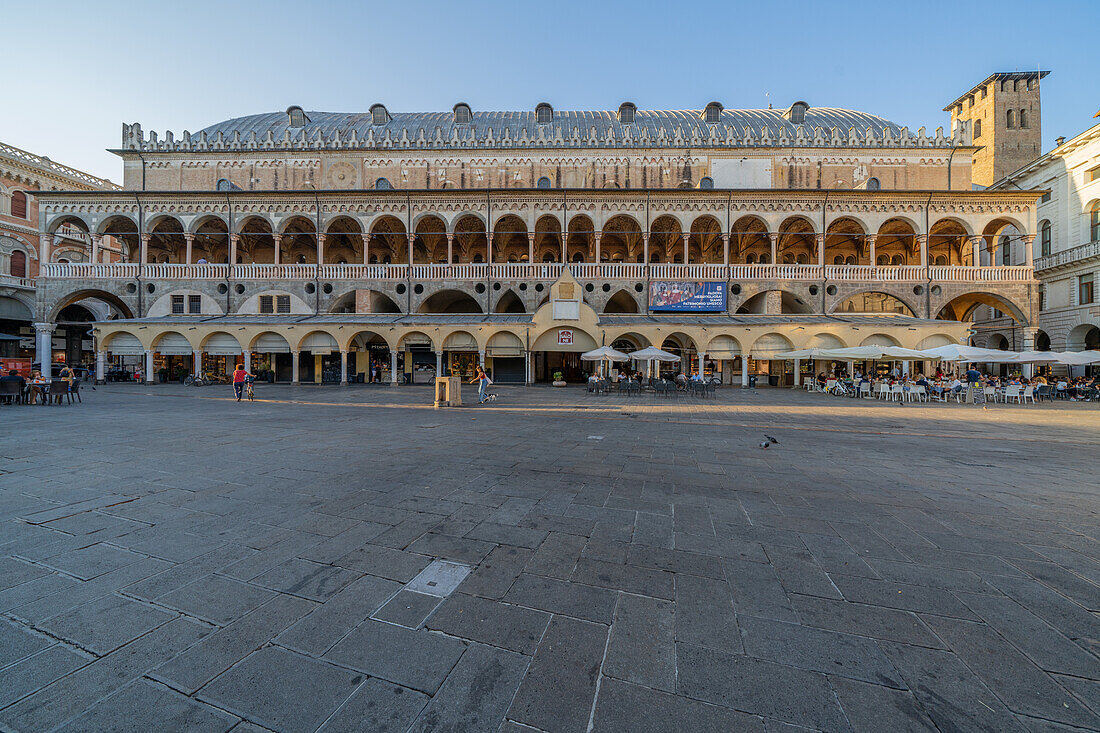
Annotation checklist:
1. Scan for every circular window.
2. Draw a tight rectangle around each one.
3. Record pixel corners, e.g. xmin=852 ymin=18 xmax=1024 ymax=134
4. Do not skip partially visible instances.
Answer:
xmin=913 ymin=285 xmax=924 ymax=296
xmin=126 ymin=283 xmax=137 ymax=294
xmin=585 ymin=283 xmax=594 ymax=292
xmin=493 ymin=282 xmax=501 ymax=291
xmin=826 ymin=285 xmax=837 ymax=295
xmin=519 ymin=283 xmax=528 ymax=291
xmin=535 ymin=283 xmax=544 ymax=292
xmin=234 ymin=284 xmax=245 ymax=295
xmin=634 ymin=283 xmax=643 ymax=292
xmin=602 ymin=284 xmax=611 ymax=292
xmin=808 ymin=285 xmax=818 ymax=296
xmin=305 ymin=283 xmax=316 ymax=294
xmin=146 ymin=283 xmax=155 ymax=294
xmin=931 ymin=285 xmax=941 ymax=296
xmin=216 ymin=283 xmax=228 ymax=294
xmin=475 ymin=283 xmax=486 ymax=294
xmin=413 ymin=284 xmax=423 ymax=295
xmin=322 ymin=283 xmax=333 ymax=294
xmin=396 ymin=283 xmax=406 ymax=295
xmin=730 ymin=284 xmax=741 ymax=295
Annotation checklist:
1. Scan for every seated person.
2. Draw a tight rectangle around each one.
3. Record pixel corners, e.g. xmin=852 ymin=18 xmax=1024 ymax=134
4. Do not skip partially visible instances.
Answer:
xmin=0 ymin=369 xmax=26 ymax=402
xmin=949 ymin=377 xmax=964 ymax=394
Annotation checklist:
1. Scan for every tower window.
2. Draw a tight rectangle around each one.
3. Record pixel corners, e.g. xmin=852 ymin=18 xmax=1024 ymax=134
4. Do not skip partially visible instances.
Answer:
xmin=1006 ymin=110 xmax=1016 ymax=129
xmin=453 ymin=103 xmax=471 ymax=125
xmin=973 ymin=119 xmax=982 ymax=138
xmin=1019 ymin=109 xmax=1029 ymax=128
xmin=535 ymin=103 xmax=553 ymax=124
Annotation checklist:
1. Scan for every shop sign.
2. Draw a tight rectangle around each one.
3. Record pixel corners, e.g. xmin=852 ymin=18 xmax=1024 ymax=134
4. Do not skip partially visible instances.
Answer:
xmin=649 ymin=281 xmax=727 ymax=312
xmin=557 ymin=329 xmax=574 ymax=346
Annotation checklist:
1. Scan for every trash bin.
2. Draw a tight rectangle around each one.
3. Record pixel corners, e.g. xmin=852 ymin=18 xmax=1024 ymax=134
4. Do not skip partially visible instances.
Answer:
xmin=767 ymin=375 xmax=778 ymax=387
xmin=749 ymin=375 xmax=758 ymax=388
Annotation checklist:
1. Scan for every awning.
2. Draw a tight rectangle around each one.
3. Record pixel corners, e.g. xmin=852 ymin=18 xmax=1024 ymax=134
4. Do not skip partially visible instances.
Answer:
xmin=203 ymin=332 xmax=243 ymax=356
xmin=581 ymin=346 xmax=630 ymax=362
xmin=105 ymin=332 xmax=144 ymax=356
xmin=154 ymin=332 xmax=193 ymax=356
xmin=253 ymin=332 xmax=291 ymax=353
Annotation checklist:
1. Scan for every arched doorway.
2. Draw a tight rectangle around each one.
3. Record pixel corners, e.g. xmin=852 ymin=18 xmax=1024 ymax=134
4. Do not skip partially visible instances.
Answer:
xmin=531 ymin=326 xmax=598 ymax=382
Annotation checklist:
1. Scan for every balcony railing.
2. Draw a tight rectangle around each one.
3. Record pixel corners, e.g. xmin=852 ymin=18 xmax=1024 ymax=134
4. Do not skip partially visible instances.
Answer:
xmin=1034 ymin=240 xmax=1100 ymax=271
xmin=0 ymin=273 xmax=35 ymax=289
xmin=38 ymin=262 xmax=1037 ymax=284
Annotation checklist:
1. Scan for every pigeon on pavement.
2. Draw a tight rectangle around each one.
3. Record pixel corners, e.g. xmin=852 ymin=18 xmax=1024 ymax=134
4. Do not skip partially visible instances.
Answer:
xmin=763 ymin=434 xmax=779 ymax=445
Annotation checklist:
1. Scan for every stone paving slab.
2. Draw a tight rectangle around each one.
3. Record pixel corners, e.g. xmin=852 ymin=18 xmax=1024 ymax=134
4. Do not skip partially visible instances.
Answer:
xmin=1 ymin=384 xmax=1098 ymax=732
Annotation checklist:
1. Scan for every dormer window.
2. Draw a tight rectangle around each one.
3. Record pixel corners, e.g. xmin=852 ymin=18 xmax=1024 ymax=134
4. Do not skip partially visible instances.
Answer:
xmin=704 ymin=102 xmax=723 ymax=124
xmin=785 ymin=101 xmax=810 ymax=124
xmin=371 ymin=104 xmax=390 ymax=125
xmin=286 ymin=106 xmax=309 ymax=127
xmin=453 ymin=103 xmax=472 ymax=125
xmin=618 ymin=102 xmax=636 ymax=125
xmin=535 ymin=103 xmax=553 ymax=124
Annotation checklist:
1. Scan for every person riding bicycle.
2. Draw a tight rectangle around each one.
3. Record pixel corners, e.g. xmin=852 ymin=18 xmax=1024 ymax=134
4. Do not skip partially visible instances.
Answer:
xmin=232 ymin=364 xmax=253 ymax=402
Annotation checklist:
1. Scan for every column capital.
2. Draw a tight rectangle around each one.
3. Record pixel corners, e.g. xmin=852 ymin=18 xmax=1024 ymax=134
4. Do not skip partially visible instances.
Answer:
xmin=915 ymin=234 xmax=928 ymax=243
xmin=89 ymin=233 xmax=103 ymax=243
xmin=720 ymin=232 xmax=730 ymax=240
xmin=140 ymin=232 xmax=152 ymax=243
xmin=316 ymin=232 xmax=326 ymax=243
xmin=864 ymin=234 xmax=877 ymax=243
xmin=271 ymin=232 xmax=281 ymax=242
xmin=767 ymin=232 xmax=779 ymax=242
xmin=527 ymin=232 xmax=536 ymax=242
xmin=681 ymin=232 xmax=691 ymax=241
xmin=968 ymin=235 xmax=985 ymax=245
xmin=229 ymin=233 xmax=241 ymax=243
xmin=33 ymin=322 xmax=55 ymax=333
xmin=1021 ymin=234 xmax=1036 ymax=243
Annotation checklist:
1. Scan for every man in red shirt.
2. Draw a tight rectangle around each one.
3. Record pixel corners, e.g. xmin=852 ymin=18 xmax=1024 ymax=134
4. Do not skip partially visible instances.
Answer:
xmin=232 ymin=364 xmax=252 ymax=401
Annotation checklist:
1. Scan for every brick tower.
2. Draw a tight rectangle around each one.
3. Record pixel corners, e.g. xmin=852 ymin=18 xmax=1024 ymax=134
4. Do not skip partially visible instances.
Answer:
xmin=945 ymin=71 xmax=1049 ymax=187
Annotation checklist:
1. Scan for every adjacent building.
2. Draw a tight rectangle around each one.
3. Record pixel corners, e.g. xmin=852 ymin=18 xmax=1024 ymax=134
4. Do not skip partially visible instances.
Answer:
xmin=0 ymin=141 xmax=119 ymax=361
xmin=29 ymin=96 xmax=1041 ymax=385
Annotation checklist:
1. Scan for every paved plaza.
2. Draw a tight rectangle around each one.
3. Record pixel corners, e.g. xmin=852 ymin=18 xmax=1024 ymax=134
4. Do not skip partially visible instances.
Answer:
xmin=1 ymin=383 xmax=1098 ymax=732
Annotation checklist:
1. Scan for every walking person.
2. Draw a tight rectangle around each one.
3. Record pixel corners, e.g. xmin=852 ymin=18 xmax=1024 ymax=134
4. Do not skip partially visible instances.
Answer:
xmin=232 ymin=363 xmax=253 ymax=402
xmin=469 ymin=364 xmax=491 ymax=404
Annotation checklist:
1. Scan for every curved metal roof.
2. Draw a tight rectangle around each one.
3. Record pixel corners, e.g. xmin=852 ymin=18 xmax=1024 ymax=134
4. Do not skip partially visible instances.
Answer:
xmin=196 ymin=107 xmax=904 ymax=148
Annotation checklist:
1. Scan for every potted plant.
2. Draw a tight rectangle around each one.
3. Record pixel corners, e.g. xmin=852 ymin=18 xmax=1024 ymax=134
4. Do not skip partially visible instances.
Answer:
xmin=552 ymin=370 xmax=566 ymax=387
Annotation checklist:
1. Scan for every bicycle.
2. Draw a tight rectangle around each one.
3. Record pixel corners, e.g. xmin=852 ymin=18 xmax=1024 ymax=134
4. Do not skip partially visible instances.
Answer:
xmin=245 ymin=377 xmax=255 ymax=401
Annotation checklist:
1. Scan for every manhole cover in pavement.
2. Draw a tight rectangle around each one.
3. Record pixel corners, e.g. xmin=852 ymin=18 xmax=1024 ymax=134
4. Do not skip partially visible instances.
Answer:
xmin=405 ymin=560 xmax=471 ymax=597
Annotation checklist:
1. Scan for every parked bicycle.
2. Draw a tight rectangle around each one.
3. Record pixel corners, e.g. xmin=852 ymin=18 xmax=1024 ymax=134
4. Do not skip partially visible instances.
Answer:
xmin=184 ymin=371 xmax=231 ymax=387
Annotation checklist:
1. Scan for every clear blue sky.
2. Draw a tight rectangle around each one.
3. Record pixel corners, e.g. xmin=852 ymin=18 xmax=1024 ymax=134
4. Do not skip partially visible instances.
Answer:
xmin=6 ymin=0 xmax=1098 ymax=182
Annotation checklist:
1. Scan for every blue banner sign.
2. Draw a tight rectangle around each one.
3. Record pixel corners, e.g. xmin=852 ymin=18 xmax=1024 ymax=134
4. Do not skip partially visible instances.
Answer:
xmin=649 ymin=281 xmax=727 ymax=312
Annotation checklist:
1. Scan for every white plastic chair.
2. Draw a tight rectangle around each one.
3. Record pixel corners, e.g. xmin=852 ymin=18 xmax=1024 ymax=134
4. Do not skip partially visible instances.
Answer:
xmin=1021 ymin=385 xmax=1035 ymax=404
xmin=877 ymin=384 xmax=890 ymax=400
xmin=890 ymin=384 xmax=904 ymax=402
xmin=983 ymin=386 xmax=998 ymax=403
xmin=1005 ymin=385 xmax=1023 ymax=404
xmin=859 ymin=383 xmax=871 ymax=399
xmin=913 ymin=385 xmax=927 ymax=402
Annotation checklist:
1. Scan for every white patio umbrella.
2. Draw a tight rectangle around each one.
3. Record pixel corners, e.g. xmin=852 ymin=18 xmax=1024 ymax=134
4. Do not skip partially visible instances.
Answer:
xmin=921 ymin=344 xmax=1016 ymax=362
xmin=629 ymin=346 xmax=681 ymax=380
xmin=1006 ymin=350 xmax=1064 ymax=364
xmin=1056 ymin=350 xmax=1100 ymax=365
xmin=581 ymin=346 xmax=630 ymax=377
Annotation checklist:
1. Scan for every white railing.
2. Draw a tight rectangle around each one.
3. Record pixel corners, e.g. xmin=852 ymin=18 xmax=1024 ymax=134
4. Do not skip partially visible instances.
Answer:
xmin=648 ymin=264 xmax=727 ymax=280
xmin=493 ymin=263 xmax=565 ymax=280
xmin=144 ymin=263 xmax=230 ymax=279
xmin=0 ymin=273 xmax=35 ymax=289
xmin=1035 ymin=240 xmax=1100 ymax=271
xmin=823 ymin=265 xmax=925 ymax=281
xmin=928 ymin=266 xmax=1034 ymax=282
xmin=55 ymin=226 xmax=89 ymax=244
xmin=410 ymin=263 xmax=486 ymax=280
xmin=41 ymin=263 xmax=139 ymax=279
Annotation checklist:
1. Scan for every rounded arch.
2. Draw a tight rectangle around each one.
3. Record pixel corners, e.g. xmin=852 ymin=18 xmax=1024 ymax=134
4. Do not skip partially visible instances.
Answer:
xmin=832 ymin=290 xmax=916 ymax=316
xmin=603 ymin=289 xmax=640 ymax=314
xmin=917 ymin=333 xmax=959 ymax=350
xmin=706 ymin=334 xmax=742 ymax=356
xmin=185 ymin=214 xmax=229 ymax=235
xmin=345 ymin=329 xmax=392 ymax=353
xmin=859 ymin=333 xmax=901 ymax=347
xmin=531 ymin=326 xmax=598 ymax=352
xmin=152 ymin=330 xmax=196 ymax=354
xmin=660 ymin=331 xmax=698 ymax=352
xmin=278 ymin=215 xmax=317 ymax=235
xmin=418 ymin=289 xmax=483 ymax=314
xmin=1067 ymin=323 xmax=1100 ymax=351
xmin=103 ymin=331 xmax=144 ymax=354
xmin=981 ymin=215 xmax=1028 ymax=239
xmin=494 ymin=289 xmax=526 ymax=314
xmin=929 ymin=216 xmax=974 ymax=238
xmin=47 ymin=214 xmax=92 ymax=235
xmin=50 ymin=289 xmax=134 ymax=321
xmin=936 ymin=291 xmax=1028 ymax=324
xmin=200 ymin=331 xmax=243 ymax=354
xmin=95 ymin=214 xmax=138 ymax=236
xmin=297 ymin=330 xmax=338 ymax=352
xmin=1033 ymin=329 xmax=1051 ymax=351
xmin=442 ymin=330 xmax=479 ymax=351
xmin=249 ymin=331 xmax=292 ymax=353
xmin=486 ymin=330 xmax=525 ymax=353
xmin=750 ymin=332 xmax=794 ymax=358
xmin=324 ymin=215 xmax=363 ymax=235
xmin=236 ymin=214 xmax=275 ymax=233
xmin=143 ymin=214 xmax=184 ymax=234
xmin=398 ymin=330 xmax=436 ymax=351
xmin=608 ymin=332 xmax=649 ymax=351
xmin=804 ymin=333 xmax=847 ymax=349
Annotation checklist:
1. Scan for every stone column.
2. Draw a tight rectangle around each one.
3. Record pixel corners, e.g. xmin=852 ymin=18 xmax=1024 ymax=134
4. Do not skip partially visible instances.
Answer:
xmin=435 ymin=351 xmax=442 ymax=379
xmin=144 ymin=350 xmax=154 ymax=383
xmin=561 ymin=232 xmax=567 ymax=263
xmin=866 ymin=235 xmax=877 ymax=266
xmin=446 ymin=234 xmax=454 ymax=265
xmin=741 ymin=356 xmax=749 ymax=388
xmin=681 ymin=233 xmax=690 ymax=263
xmin=721 ymin=233 xmax=730 ymax=266
xmin=902 ymin=361 xmax=910 ymax=376
xmin=816 ymin=234 xmax=825 ymax=268
xmin=917 ymin=234 xmax=928 ymax=268
xmin=140 ymin=233 xmax=151 ymax=266
xmin=243 ymin=350 xmax=252 ymax=373
xmin=90 ymin=234 xmax=102 ymax=264
xmin=183 ymin=233 xmax=194 ymax=265
xmin=642 ymin=232 xmax=650 ymax=266
xmin=594 ymin=232 xmax=602 ymax=264
xmin=272 ymin=234 xmax=282 ymax=266
xmin=95 ymin=351 xmax=106 ymax=384
xmin=1022 ymin=235 xmax=1035 ymax=269
xmin=486 ymin=230 xmax=493 ymax=265
xmin=40 ymin=233 xmax=54 ymax=264
xmin=291 ymin=350 xmax=300 ymax=385
xmin=34 ymin=322 xmax=54 ymax=368
xmin=340 ymin=350 xmax=348 ymax=385
xmin=478 ymin=350 xmax=486 ymax=368
xmin=228 ymin=234 xmax=239 ymax=266
xmin=768 ymin=233 xmax=778 ymax=265
xmin=524 ymin=351 xmax=531 ymax=385
xmin=793 ymin=358 xmax=801 ymax=387
xmin=193 ymin=350 xmax=203 ymax=376
xmin=970 ymin=236 xmax=983 ymax=267
xmin=527 ymin=233 xmax=535 ymax=264
xmin=407 ymin=233 xmax=415 ymax=266
xmin=361 ymin=233 xmax=370 ymax=265
xmin=390 ymin=350 xmax=398 ymax=384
